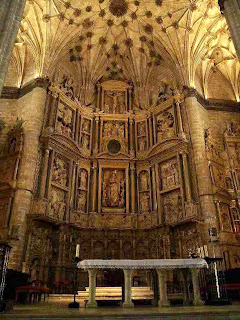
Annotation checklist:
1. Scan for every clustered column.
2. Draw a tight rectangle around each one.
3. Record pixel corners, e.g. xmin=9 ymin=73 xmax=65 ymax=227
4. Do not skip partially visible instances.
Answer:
xmin=0 ymin=0 xmax=27 ymax=94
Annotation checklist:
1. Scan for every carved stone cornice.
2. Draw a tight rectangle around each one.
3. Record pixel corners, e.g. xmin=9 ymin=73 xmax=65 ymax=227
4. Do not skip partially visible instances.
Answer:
xmin=183 ymin=86 xmax=240 ymax=112
xmin=1 ymin=77 xmax=49 ymax=99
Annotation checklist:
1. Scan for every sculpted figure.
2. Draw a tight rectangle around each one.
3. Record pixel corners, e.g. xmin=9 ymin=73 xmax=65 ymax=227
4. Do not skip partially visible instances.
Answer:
xmin=103 ymin=122 xmax=112 ymax=137
xmin=139 ymin=138 xmax=146 ymax=151
xmin=78 ymin=192 xmax=87 ymax=212
xmin=82 ymin=134 xmax=89 ymax=149
xmin=108 ymin=171 xmax=121 ymax=206
xmin=140 ymin=172 xmax=149 ymax=191
xmin=140 ymin=193 xmax=150 ymax=212
xmin=138 ymin=122 xmax=146 ymax=136
xmin=80 ymin=170 xmax=88 ymax=189
xmin=82 ymin=120 xmax=90 ymax=133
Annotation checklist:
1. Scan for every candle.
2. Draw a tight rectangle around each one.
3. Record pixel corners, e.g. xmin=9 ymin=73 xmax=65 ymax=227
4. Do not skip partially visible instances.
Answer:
xmin=76 ymin=244 xmax=80 ymax=258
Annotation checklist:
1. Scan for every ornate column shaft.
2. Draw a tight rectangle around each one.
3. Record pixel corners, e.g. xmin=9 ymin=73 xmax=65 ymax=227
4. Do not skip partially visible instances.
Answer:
xmin=157 ymin=269 xmax=170 ymax=307
xmin=190 ymin=268 xmax=204 ymax=306
xmin=0 ymin=0 xmax=27 ymax=94
xmin=40 ymin=148 xmax=50 ymax=198
xmin=148 ymin=114 xmax=153 ymax=147
xmin=91 ymin=162 xmax=98 ymax=212
xmin=151 ymin=165 xmax=157 ymax=211
xmin=86 ymin=269 xmax=98 ymax=308
xmin=129 ymin=119 xmax=134 ymax=156
xmin=97 ymin=85 xmax=101 ymax=110
xmin=130 ymin=163 xmax=136 ymax=214
xmin=129 ymin=88 xmax=132 ymax=111
xmin=182 ymin=153 xmax=191 ymax=202
xmin=94 ymin=117 xmax=100 ymax=154
xmin=175 ymin=99 xmax=185 ymax=137
xmin=123 ymin=269 xmax=134 ymax=308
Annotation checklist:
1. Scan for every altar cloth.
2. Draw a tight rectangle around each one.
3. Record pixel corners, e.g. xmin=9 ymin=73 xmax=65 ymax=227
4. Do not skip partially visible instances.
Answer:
xmin=78 ymin=259 xmax=207 ymax=270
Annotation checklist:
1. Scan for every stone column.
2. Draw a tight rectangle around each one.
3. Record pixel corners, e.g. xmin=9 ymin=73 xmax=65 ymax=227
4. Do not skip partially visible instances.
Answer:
xmin=123 ymin=269 xmax=134 ymax=307
xmin=151 ymin=164 xmax=158 ymax=211
xmin=184 ymin=88 xmax=216 ymax=234
xmin=157 ymin=269 xmax=170 ymax=307
xmin=130 ymin=163 xmax=136 ymax=214
xmin=0 ymin=0 xmax=27 ymax=95
xmin=182 ymin=153 xmax=191 ymax=202
xmin=219 ymin=0 xmax=240 ymax=59
xmin=86 ymin=269 xmax=98 ymax=308
xmin=39 ymin=148 xmax=50 ymax=198
xmin=190 ymin=268 xmax=204 ymax=306
xmin=8 ymin=86 xmax=47 ymax=270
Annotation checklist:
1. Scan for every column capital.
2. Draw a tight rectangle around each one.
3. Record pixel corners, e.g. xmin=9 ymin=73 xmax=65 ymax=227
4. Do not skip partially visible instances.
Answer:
xmin=182 ymin=86 xmax=197 ymax=98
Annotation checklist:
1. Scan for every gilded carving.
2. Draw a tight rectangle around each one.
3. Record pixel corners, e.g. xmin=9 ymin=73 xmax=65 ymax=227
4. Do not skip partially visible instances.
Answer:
xmin=162 ymin=190 xmax=182 ymax=224
xmin=49 ymin=187 xmax=67 ymax=220
xmin=102 ymin=170 xmax=125 ymax=208
xmin=56 ymin=102 xmax=73 ymax=136
xmin=157 ymin=109 xmax=175 ymax=141
xmin=159 ymin=158 xmax=179 ymax=190
xmin=52 ymin=155 xmax=69 ymax=188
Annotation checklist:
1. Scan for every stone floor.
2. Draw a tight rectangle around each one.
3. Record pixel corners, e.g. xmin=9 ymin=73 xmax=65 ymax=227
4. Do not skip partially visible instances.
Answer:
xmin=1 ymin=303 xmax=240 ymax=320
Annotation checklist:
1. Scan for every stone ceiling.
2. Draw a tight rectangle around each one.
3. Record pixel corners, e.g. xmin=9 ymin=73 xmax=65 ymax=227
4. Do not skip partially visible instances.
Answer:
xmin=8 ymin=0 xmax=240 ymax=105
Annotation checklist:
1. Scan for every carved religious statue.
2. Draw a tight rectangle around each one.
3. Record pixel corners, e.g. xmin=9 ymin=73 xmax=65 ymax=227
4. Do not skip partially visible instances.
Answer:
xmin=102 ymin=170 xmax=125 ymax=208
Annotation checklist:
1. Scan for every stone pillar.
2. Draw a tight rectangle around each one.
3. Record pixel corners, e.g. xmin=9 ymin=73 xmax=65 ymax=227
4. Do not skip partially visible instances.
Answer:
xmin=86 ymin=269 xmax=98 ymax=308
xmin=130 ymin=163 xmax=136 ymax=214
xmin=219 ymin=0 xmax=240 ymax=59
xmin=182 ymin=153 xmax=191 ymax=202
xmin=157 ymin=269 xmax=170 ymax=307
xmin=190 ymin=268 xmax=204 ymax=306
xmin=123 ymin=269 xmax=134 ymax=308
xmin=184 ymin=88 xmax=216 ymax=233
xmin=0 ymin=0 xmax=27 ymax=95
xmin=8 ymin=86 xmax=47 ymax=270
xmin=40 ymin=148 xmax=50 ymax=198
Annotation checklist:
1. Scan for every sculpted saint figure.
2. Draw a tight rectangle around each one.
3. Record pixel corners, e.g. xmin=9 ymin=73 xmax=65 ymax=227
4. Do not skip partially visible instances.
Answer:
xmin=108 ymin=171 xmax=120 ymax=206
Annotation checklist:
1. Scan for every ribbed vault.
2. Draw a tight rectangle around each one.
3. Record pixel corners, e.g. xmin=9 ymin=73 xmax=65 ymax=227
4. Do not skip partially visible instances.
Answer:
xmin=5 ymin=0 xmax=240 ymax=105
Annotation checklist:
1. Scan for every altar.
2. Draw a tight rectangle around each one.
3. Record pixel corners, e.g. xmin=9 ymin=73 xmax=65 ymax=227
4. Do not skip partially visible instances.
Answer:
xmin=78 ymin=259 xmax=208 ymax=308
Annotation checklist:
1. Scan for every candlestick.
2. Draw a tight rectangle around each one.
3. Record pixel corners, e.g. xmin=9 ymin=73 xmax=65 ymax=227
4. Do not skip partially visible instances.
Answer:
xmin=76 ymin=244 xmax=80 ymax=258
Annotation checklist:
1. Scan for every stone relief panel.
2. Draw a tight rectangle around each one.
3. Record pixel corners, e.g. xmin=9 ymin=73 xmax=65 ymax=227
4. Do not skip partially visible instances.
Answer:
xmin=102 ymin=121 xmax=126 ymax=153
xmin=52 ymin=154 xmax=69 ymax=188
xmin=77 ymin=169 xmax=88 ymax=213
xmin=49 ymin=186 xmax=67 ymax=221
xmin=220 ymin=203 xmax=232 ymax=232
xmin=156 ymin=107 xmax=175 ymax=142
xmin=56 ymin=102 xmax=74 ymax=137
xmin=49 ymin=153 xmax=69 ymax=221
xmin=137 ymin=121 xmax=147 ymax=152
xmin=139 ymin=170 xmax=150 ymax=213
xmin=104 ymin=91 xmax=126 ymax=114
xmin=162 ymin=189 xmax=183 ymax=224
xmin=102 ymin=169 xmax=125 ymax=210
xmin=159 ymin=158 xmax=180 ymax=190
xmin=210 ymin=163 xmax=226 ymax=189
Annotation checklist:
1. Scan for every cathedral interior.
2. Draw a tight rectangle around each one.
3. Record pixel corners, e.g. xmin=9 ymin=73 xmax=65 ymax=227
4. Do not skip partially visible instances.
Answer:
xmin=0 ymin=0 xmax=240 ymax=290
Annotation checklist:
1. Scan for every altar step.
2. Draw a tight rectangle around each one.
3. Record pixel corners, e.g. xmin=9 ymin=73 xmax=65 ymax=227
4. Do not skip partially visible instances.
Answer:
xmin=78 ymin=287 xmax=154 ymax=301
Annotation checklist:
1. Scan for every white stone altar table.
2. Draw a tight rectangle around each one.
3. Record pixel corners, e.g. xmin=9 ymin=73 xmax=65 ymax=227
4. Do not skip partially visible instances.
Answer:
xmin=78 ymin=259 xmax=207 ymax=308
